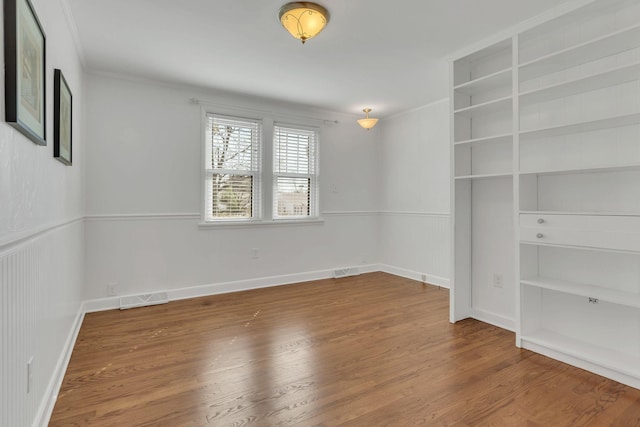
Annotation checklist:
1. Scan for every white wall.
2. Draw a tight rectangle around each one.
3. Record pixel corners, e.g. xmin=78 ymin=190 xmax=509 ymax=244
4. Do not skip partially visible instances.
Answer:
xmin=378 ymin=100 xmax=451 ymax=286
xmin=0 ymin=0 xmax=85 ymax=426
xmin=83 ymin=73 xmax=382 ymax=300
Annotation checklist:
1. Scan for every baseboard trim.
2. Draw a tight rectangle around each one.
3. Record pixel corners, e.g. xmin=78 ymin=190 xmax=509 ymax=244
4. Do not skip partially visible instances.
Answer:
xmin=84 ymin=264 xmax=383 ymax=313
xmin=522 ymin=339 xmax=640 ymax=390
xmin=470 ymin=308 xmax=516 ymax=332
xmin=379 ymin=264 xmax=450 ymax=289
xmin=35 ymin=303 xmax=86 ymax=427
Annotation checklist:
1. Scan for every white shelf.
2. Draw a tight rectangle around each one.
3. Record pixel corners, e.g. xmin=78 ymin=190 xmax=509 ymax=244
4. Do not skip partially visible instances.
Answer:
xmin=520 ymin=240 xmax=640 ymax=256
xmin=520 ymin=62 xmax=640 ymax=105
xmin=453 ymin=96 xmax=511 ymax=118
xmin=519 ymin=163 xmax=640 ymax=177
xmin=454 ymin=68 xmax=511 ymax=96
xmin=454 ymin=133 xmax=512 ymax=147
xmin=454 ymin=172 xmax=512 ymax=181
xmin=521 ymin=277 xmax=640 ymax=309
xmin=520 ymin=210 xmax=640 ymax=217
xmin=520 ymin=113 xmax=640 ymax=140
xmin=520 ymin=23 xmax=640 ymax=82
xmin=521 ymin=329 xmax=640 ymax=379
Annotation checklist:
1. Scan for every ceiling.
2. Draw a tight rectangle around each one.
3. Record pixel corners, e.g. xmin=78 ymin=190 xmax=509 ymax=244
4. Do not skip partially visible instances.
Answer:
xmin=67 ymin=0 xmax=566 ymax=116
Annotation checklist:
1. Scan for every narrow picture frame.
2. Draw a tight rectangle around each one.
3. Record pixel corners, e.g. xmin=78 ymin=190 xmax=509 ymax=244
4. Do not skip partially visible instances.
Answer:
xmin=3 ymin=0 xmax=47 ymax=145
xmin=54 ymin=69 xmax=72 ymax=165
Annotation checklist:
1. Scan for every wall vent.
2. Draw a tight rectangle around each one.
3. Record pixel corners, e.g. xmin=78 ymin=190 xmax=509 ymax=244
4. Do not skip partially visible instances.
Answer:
xmin=333 ymin=267 xmax=359 ymax=279
xmin=119 ymin=292 xmax=169 ymax=310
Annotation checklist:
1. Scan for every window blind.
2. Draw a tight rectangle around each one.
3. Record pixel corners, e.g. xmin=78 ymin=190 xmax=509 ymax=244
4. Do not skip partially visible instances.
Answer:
xmin=273 ymin=125 xmax=318 ymax=218
xmin=205 ymin=114 xmax=261 ymax=220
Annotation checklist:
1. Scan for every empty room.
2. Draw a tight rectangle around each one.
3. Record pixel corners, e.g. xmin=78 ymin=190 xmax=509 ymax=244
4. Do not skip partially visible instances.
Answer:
xmin=2 ymin=0 xmax=640 ymax=425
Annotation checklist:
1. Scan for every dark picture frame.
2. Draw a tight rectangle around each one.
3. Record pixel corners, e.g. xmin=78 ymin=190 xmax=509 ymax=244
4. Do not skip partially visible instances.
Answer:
xmin=54 ymin=69 xmax=72 ymax=165
xmin=3 ymin=0 xmax=46 ymax=146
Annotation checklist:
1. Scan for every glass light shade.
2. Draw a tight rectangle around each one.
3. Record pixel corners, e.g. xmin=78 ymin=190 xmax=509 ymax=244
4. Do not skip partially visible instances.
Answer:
xmin=357 ymin=108 xmax=379 ymax=130
xmin=279 ymin=2 xmax=329 ymax=44
xmin=357 ymin=118 xmax=379 ymax=129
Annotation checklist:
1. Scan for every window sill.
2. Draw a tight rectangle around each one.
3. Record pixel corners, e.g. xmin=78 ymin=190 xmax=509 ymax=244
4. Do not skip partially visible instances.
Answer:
xmin=198 ymin=218 xmax=324 ymax=229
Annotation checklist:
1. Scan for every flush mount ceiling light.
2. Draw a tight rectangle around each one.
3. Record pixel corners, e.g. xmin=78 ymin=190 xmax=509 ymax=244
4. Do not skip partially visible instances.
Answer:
xmin=357 ymin=108 xmax=379 ymax=130
xmin=279 ymin=2 xmax=330 ymax=44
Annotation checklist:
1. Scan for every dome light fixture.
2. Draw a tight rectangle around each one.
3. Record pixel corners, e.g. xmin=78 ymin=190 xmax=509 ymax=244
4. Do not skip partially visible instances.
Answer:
xmin=279 ymin=2 xmax=330 ymax=44
xmin=357 ymin=108 xmax=379 ymax=130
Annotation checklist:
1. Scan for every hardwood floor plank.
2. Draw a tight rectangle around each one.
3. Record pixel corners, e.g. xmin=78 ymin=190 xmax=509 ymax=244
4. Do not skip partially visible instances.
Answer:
xmin=49 ymin=273 xmax=640 ymax=426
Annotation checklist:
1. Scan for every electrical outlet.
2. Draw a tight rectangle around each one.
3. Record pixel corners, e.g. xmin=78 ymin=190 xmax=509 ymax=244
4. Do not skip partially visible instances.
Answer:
xmin=27 ymin=357 xmax=33 ymax=394
xmin=106 ymin=282 xmax=118 ymax=296
xmin=492 ymin=273 xmax=503 ymax=288
xmin=421 ymin=274 xmax=427 ymax=282
xmin=251 ymin=248 xmax=259 ymax=259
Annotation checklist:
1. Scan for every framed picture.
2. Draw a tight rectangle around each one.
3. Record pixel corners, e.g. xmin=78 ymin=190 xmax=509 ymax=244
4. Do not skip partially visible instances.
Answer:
xmin=3 ymin=0 xmax=46 ymax=146
xmin=54 ymin=69 xmax=72 ymax=165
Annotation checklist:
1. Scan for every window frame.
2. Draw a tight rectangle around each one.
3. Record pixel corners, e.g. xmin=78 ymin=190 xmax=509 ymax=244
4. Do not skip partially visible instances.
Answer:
xmin=272 ymin=123 xmax=320 ymax=220
xmin=199 ymin=107 xmax=323 ymax=227
xmin=203 ymin=113 xmax=262 ymax=223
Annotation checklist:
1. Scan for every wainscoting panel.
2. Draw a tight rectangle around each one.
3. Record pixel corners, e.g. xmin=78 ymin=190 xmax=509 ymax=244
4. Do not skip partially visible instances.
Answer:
xmin=0 ymin=220 xmax=84 ymax=427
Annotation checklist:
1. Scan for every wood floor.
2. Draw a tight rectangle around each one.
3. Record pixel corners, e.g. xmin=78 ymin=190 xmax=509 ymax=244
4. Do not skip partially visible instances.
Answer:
xmin=50 ymin=272 xmax=640 ymax=426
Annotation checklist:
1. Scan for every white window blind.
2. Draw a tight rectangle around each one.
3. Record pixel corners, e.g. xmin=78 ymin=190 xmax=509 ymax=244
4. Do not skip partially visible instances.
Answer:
xmin=273 ymin=125 xmax=318 ymax=218
xmin=205 ymin=114 xmax=261 ymax=221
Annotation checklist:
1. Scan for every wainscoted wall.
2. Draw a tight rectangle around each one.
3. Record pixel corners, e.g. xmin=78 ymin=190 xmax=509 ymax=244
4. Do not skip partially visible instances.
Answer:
xmin=0 ymin=220 xmax=84 ymax=427
xmin=378 ymin=100 xmax=451 ymax=285
xmin=84 ymin=212 xmax=380 ymax=301
xmin=0 ymin=0 xmax=86 ymax=425
xmin=83 ymin=73 xmax=383 ymax=300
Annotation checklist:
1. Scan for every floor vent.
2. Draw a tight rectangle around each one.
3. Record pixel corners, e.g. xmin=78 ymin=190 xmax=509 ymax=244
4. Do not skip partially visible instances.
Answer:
xmin=119 ymin=292 xmax=169 ymax=310
xmin=333 ymin=267 xmax=359 ymax=279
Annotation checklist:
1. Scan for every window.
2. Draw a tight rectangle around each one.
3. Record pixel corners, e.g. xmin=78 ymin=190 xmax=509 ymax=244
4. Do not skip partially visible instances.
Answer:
xmin=273 ymin=125 xmax=318 ymax=218
xmin=204 ymin=114 xmax=261 ymax=221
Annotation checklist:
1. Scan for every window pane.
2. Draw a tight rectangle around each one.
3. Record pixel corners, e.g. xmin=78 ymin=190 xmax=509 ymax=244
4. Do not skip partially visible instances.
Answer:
xmin=276 ymin=177 xmax=310 ymax=217
xmin=211 ymin=174 xmax=253 ymax=218
xmin=274 ymin=130 xmax=311 ymax=174
xmin=209 ymin=118 xmax=258 ymax=171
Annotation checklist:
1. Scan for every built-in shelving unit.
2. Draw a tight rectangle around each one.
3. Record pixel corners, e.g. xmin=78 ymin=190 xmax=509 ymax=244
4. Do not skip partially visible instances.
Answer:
xmin=451 ymin=0 xmax=640 ymax=390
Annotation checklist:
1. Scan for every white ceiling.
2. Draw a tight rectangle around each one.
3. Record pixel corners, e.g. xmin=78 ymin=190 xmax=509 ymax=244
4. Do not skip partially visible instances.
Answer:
xmin=67 ymin=0 xmax=566 ymax=116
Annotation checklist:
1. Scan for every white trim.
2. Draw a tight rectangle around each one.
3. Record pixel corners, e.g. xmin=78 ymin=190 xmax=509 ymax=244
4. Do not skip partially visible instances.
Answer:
xmin=0 ymin=217 xmax=84 ymax=252
xmin=322 ymin=211 xmax=379 ymax=217
xmin=83 ymin=211 xmax=382 ymax=222
xmin=521 ymin=340 xmax=640 ymax=390
xmin=84 ymin=264 xmax=383 ymax=312
xmin=59 ymin=0 xmax=88 ymax=70
xmin=470 ymin=308 xmax=516 ymax=332
xmin=379 ymin=211 xmax=450 ymax=218
xmin=35 ymin=304 xmax=86 ymax=427
xmin=379 ymin=264 xmax=450 ymax=289
xmin=85 ymin=213 xmax=200 ymax=221
xmin=198 ymin=218 xmax=325 ymax=229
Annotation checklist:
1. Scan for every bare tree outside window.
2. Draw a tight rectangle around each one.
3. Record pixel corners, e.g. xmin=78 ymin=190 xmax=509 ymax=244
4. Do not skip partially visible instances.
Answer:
xmin=205 ymin=116 xmax=260 ymax=220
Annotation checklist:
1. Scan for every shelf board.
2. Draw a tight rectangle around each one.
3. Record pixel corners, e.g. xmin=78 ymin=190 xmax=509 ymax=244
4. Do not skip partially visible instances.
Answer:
xmin=454 ymin=172 xmax=512 ymax=181
xmin=521 ymin=277 xmax=640 ymax=309
xmin=521 ymin=329 xmax=640 ymax=379
xmin=520 ymin=113 xmax=640 ymax=140
xmin=520 ymin=240 xmax=640 ymax=256
xmin=520 ymin=211 xmax=640 ymax=217
xmin=454 ymin=68 xmax=512 ymax=96
xmin=454 ymin=133 xmax=512 ymax=147
xmin=520 ymin=62 xmax=640 ymax=105
xmin=519 ymin=163 xmax=640 ymax=177
xmin=454 ymin=96 xmax=512 ymax=118
xmin=519 ymin=23 xmax=640 ymax=82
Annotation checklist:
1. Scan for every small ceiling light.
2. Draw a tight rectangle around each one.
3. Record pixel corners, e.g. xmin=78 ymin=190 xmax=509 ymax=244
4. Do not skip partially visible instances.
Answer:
xmin=357 ymin=108 xmax=379 ymax=130
xmin=279 ymin=2 xmax=330 ymax=44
